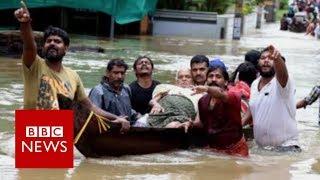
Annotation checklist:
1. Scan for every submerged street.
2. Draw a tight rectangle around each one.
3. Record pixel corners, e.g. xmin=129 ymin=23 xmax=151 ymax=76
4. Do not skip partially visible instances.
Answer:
xmin=0 ymin=22 xmax=319 ymax=179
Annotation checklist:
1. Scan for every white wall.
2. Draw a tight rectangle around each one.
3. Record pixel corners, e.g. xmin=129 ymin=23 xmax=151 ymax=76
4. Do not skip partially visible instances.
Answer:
xmin=152 ymin=11 xmax=263 ymax=39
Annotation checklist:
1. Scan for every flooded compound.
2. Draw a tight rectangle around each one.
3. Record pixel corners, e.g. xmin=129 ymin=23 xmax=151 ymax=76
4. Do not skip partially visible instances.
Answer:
xmin=0 ymin=23 xmax=320 ymax=179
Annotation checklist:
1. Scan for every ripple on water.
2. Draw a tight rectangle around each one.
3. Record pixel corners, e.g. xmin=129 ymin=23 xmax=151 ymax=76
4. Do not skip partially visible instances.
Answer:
xmin=0 ymin=155 xmax=17 ymax=180
xmin=87 ymin=151 xmax=200 ymax=167
xmin=291 ymin=158 xmax=320 ymax=180
xmin=0 ymin=86 xmax=23 ymax=106
xmin=64 ymin=55 xmax=107 ymax=70
xmin=0 ymin=134 xmax=15 ymax=157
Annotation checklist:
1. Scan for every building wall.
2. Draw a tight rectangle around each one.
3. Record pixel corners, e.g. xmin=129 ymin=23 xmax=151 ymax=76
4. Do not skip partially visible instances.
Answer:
xmin=152 ymin=11 xmax=264 ymax=40
xmin=217 ymin=14 xmax=234 ymax=40
xmin=243 ymin=12 xmax=259 ymax=35
xmin=152 ymin=20 xmax=221 ymax=39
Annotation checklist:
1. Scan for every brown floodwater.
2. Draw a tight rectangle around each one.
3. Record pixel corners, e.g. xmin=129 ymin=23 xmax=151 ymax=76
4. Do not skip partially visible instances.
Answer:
xmin=0 ymin=23 xmax=319 ymax=179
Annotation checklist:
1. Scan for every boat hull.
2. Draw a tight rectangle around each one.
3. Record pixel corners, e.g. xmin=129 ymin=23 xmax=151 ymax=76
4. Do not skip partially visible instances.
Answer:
xmin=72 ymin=103 xmax=253 ymax=157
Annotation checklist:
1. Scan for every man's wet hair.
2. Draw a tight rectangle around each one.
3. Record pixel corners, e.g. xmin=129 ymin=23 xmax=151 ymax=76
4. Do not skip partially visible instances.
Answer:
xmin=43 ymin=26 xmax=70 ymax=46
xmin=207 ymin=66 xmax=229 ymax=81
xmin=133 ymin=56 xmax=154 ymax=70
xmin=190 ymin=55 xmax=209 ymax=67
xmin=230 ymin=62 xmax=257 ymax=86
xmin=107 ymin=58 xmax=128 ymax=71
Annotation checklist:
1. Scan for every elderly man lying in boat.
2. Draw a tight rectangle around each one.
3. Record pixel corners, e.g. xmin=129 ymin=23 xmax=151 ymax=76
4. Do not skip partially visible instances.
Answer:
xmin=134 ymin=68 xmax=204 ymax=129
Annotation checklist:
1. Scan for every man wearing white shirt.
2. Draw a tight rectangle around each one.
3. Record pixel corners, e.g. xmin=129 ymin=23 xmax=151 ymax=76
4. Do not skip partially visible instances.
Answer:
xmin=242 ymin=45 xmax=301 ymax=152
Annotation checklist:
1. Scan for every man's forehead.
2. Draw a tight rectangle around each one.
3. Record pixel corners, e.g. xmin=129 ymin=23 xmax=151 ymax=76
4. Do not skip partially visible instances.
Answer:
xmin=178 ymin=69 xmax=191 ymax=76
xmin=191 ymin=62 xmax=207 ymax=68
xmin=110 ymin=66 xmax=126 ymax=72
xmin=260 ymin=51 xmax=270 ymax=57
xmin=208 ymin=69 xmax=223 ymax=76
xmin=137 ymin=58 xmax=151 ymax=63
xmin=46 ymin=35 xmax=63 ymax=40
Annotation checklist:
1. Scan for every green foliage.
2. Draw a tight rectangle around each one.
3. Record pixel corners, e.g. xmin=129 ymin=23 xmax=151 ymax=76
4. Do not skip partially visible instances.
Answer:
xmin=276 ymin=9 xmax=287 ymax=21
xmin=205 ymin=0 xmax=234 ymax=14
xmin=157 ymin=0 xmax=233 ymax=14
xmin=279 ymin=0 xmax=289 ymax=9
xmin=243 ymin=0 xmax=254 ymax=15
xmin=254 ymin=0 xmax=265 ymax=5
xmin=241 ymin=0 xmax=264 ymax=15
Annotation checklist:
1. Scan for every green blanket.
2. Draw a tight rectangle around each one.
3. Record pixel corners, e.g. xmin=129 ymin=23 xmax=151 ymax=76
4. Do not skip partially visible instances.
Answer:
xmin=148 ymin=95 xmax=196 ymax=128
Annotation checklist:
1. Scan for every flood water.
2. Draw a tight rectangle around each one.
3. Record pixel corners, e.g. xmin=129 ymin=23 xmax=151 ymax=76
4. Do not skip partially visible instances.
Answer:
xmin=0 ymin=23 xmax=319 ymax=179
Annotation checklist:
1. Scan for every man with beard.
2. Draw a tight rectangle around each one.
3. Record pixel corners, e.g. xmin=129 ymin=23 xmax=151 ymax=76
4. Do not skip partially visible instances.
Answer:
xmin=190 ymin=67 xmax=249 ymax=157
xmin=14 ymin=6 xmax=129 ymax=132
xmin=89 ymin=59 xmax=139 ymax=125
xmin=190 ymin=55 xmax=209 ymax=86
xmin=129 ymin=56 xmax=160 ymax=115
xmin=242 ymin=45 xmax=300 ymax=152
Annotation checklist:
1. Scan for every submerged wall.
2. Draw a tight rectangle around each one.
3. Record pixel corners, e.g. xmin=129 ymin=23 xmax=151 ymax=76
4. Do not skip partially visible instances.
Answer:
xmin=152 ymin=10 xmax=220 ymax=39
xmin=152 ymin=10 xmax=264 ymax=40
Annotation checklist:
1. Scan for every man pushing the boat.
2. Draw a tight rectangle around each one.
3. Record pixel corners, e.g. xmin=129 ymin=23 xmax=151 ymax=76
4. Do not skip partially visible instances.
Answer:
xmin=14 ymin=2 xmax=130 ymax=132
xmin=242 ymin=45 xmax=300 ymax=152
xmin=89 ymin=58 xmax=140 ymax=125
xmin=189 ymin=65 xmax=249 ymax=157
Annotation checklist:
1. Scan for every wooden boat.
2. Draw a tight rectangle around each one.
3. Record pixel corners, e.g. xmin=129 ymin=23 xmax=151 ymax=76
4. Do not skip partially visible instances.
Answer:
xmin=70 ymin=102 xmax=253 ymax=157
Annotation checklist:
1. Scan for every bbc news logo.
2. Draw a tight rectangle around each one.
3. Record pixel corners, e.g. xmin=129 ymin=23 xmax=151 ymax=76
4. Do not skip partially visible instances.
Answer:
xmin=26 ymin=126 xmax=64 ymax=137
xmin=22 ymin=126 xmax=67 ymax=153
xmin=15 ymin=110 xmax=73 ymax=168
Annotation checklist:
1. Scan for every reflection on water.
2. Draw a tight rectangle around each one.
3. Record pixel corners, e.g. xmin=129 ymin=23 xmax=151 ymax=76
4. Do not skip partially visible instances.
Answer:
xmin=0 ymin=23 xmax=319 ymax=179
xmin=0 ymin=155 xmax=17 ymax=180
xmin=312 ymin=158 xmax=320 ymax=173
xmin=72 ymin=156 xmax=253 ymax=180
